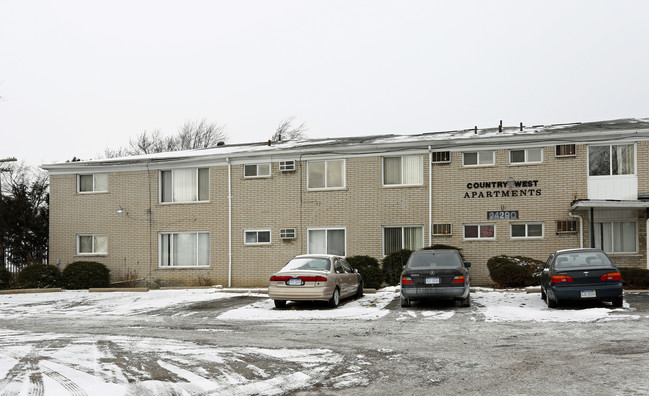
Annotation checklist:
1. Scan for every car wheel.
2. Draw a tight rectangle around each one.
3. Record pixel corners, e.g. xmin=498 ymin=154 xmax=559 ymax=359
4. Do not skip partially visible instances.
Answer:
xmin=328 ymin=288 xmax=340 ymax=308
xmin=547 ymin=295 xmax=559 ymax=308
xmin=274 ymin=300 xmax=287 ymax=309
xmin=541 ymin=287 xmax=546 ymax=301
xmin=612 ymin=296 xmax=623 ymax=308
xmin=400 ymin=295 xmax=410 ymax=307
xmin=460 ymin=294 xmax=471 ymax=307
xmin=355 ymin=281 xmax=364 ymax=299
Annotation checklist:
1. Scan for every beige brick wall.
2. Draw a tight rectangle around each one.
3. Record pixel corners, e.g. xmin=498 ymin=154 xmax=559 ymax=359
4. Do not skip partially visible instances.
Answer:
xmin=49 ymin=140 xmax=649 ymax=288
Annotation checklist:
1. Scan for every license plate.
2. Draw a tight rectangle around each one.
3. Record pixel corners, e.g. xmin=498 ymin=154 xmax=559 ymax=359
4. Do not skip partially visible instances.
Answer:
xmin=426 ymin=277 xmax=440 ymax=285
xmin=288 ymin=278 xmax=302 ymax=286
xmin=580 ymin=290 xmax=596 ymax=298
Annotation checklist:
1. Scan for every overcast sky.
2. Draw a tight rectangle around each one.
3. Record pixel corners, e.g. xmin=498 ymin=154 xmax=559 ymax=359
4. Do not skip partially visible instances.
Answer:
xmin=1 ymin=1 xmax=648 ymax=167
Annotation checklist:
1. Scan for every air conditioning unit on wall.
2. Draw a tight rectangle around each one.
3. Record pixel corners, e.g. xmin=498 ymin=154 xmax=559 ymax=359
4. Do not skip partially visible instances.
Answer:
xmin=280 ymin=228 xmax=297 ymax=239
xmin=279 ymin=160 xmax=296 ymax=172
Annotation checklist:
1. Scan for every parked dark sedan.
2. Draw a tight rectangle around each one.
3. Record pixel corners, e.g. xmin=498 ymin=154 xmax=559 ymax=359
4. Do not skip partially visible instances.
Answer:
xmin=400 ymin=249 xmax=471 ymax=307
xmin=540 ymin=248 xmax=623 ymax=308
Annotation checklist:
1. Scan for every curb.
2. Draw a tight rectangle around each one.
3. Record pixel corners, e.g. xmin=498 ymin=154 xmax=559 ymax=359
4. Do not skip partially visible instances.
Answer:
xmin=0 ymin=288 xmax=62 ymax=294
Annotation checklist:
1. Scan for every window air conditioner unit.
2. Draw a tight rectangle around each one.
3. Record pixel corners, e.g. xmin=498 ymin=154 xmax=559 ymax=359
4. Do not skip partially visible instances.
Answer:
xmin=280 ymin=228 xmax=297 ymax=239
xmin=279 ymin=160 xmax=296 ymax=172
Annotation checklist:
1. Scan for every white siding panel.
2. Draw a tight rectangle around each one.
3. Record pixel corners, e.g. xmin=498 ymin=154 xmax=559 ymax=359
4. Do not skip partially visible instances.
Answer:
xmin=588 ymin=175 xmax=637 ymax=200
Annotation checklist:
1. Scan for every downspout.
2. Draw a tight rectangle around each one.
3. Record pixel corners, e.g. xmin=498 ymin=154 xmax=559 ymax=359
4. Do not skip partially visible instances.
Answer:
xmin=227 ymin=158 xmax=232 ymax=287
xmin=568 ymin=210 xmax=583 ymax=248
xmin=646 ymin=209 xmax=649 ymax=269
xmin=428 ymin=146 xmax=432 ymax=247
xmin=589 ymin=207 xmax=595 ymax=248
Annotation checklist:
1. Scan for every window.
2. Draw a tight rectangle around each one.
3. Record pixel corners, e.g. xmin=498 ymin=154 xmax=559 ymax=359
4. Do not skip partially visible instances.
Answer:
xmin=431 ymin=151 xmax=451 ymax=164
xmin=279 ymin=160 xmax=296 ymax=172
xmin=511 ymin=223 xmax=544 ymax=239
xmin=510 ymin=148 xmax=542 ymax=164
xmin=160 ymin=168 xmax=209 ymax=203
xmin=159 ymin=232 xmax=210 ymax=267
xmin=556 ymin=220 xmax=578 ymax=234
xmin=383 ymin=226 xmax=423 ymax=255
xmin=556 ymin=144 xmax=576 ymax=157
xmin=77 ymin=234 xmax=108 ymax=255
xmin=244 ymin=230 xmax=271 ymax=245
xmin=593 ymin=221 xmax=636 ymax=253
xmin=78 ymin=173 xmax=108 ymax=193
xmin=588 ymin=144 xmax=635 ymax=176
xmin=244 ymin=164 xmax=271 ymax=178
xmin=307 ymin=160 xmax=345 ymax=189
xmin=307 ymin=228 xmax=345 ymax=256
xmin=383 ymin=155 xmax=423 ymax=186
xmin=463 ymin=151 xmax=495 ymax=166
xmin=463 ymin=224 xmax=495 ymax=240
xmin=432 ymin=223 xmax=452 ymax=236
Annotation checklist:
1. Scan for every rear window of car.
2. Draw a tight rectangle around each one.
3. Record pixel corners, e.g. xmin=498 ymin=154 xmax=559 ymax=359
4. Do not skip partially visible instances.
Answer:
xmin=554 ymin=252 xmax=613 ymax=269
xmin=281 ymin=258 xmax=331 ymax=271
xmin=407 ymin=252 xmax=461 ymax=269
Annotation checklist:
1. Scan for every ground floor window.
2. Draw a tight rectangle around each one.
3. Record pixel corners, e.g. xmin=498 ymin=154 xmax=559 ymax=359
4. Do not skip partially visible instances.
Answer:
xmin=307 ymin=228 xmax=345 ymax=256
xmin=464 ymin=224 xmax=495 ymax=240
xmin=160 ymin=232 xmax=210 ymax=267
xmin=77 ymin=234 xmax=107 ymax=255
xmin=244 ymin=230 xmax=271 ymax=245
xmin=511 ymin=223 xmax=543 ymax=239
xmin=593 ymin=221 xmax=636 ymax=253
xmin=383 ymin=226 xmax=423 ymax=255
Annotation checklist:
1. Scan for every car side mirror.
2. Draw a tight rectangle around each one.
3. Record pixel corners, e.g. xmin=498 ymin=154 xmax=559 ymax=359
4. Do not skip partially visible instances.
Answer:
xmin=402 ymin=265 xmax=407 ymax=270
xmin=464 ymin=262 xmax=471 ymax=268
xmin=354 ymin=268 xmax=359 ymax=273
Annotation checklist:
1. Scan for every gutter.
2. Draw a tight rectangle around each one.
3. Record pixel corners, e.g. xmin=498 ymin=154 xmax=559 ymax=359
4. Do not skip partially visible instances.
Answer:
xmin=568 ymin=210 xmax=584 ymax=248
xmin=428 ymin=146 xmax=432 ymax=246
xmin=227 ymin=157 xmax=232 ymax=287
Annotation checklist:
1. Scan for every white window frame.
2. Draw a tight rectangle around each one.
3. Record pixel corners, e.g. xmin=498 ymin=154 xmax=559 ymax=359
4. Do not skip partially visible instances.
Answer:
xmin=77 ymin=173 xmax=108 ymax=193
xmin=382 ymin=226 xmax=424 ymax=256
xmin=159 ymin=231 xmax=210 ymax=268
xmin=463 ymin=224 xmax=496 ymax=240
xmin=160 ymin=168 xmax=210 ymax=203
xmin=593 ymin=221 xmax=638 ymax=254
xmin=306 ymin=159 xmax=346 ymax=190
xmin=307 ymin=228 xmax=346 ymax=256
xmin=510 ymin=222 xmax=544 ymax=239
xmin=509 ymin=148 xmax=543 ymax=165
xmin=382 ymin=155 xmax=424 ymax=187
xmin=76 ymin=234 xmax=108 ymax=255
xmin=243 ymin=164 xmax=271 ymax=178
xmin=588 ymin=144 xmax=636 ymax=177
xmin=462 ymin=151 xmax=495 ymax=167
xmin=244 ymin=230 xmax=272 ymax=245
xmin=432 ymin=223 xmax=453 ymax=236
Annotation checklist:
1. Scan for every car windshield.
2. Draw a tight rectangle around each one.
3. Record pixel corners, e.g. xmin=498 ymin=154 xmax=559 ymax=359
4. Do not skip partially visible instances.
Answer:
xmin=554 ymin=251 xmax=613 ymax=269
xmin=407 ymin=252 xmax=461 ymax=269
xmin=280 ymin=257 xmax=330 ymax=272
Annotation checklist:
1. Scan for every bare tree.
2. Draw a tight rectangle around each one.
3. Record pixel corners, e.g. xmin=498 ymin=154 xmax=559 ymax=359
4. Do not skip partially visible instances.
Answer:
xmin=178 ymin=119 xmax=227 ymax=150
xmin=272 ymin=116 xmax=307 ymax=142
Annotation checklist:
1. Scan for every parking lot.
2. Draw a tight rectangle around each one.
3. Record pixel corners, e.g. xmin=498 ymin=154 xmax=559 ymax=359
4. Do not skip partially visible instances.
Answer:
xmin=1 ymin=288 xmax=648 ymax=395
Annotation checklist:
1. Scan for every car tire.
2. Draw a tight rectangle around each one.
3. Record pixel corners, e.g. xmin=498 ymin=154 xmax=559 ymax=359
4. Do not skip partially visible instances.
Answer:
xmin=355 ymin=281 xmax=364 ymax=299
xmin=460 ymin=294 xmax=471 ymax=307
xmin=328 ymin=288 xmax=340 ymax=308
xmin=274 ymin=300 xmax=287 ymax=309
xmin=541 ymin=287 xmax=546 ymax=301
xmin=612 ymin=296 xmax=623 ymax=308
xmin=400 ymin=295 xmax=410 ymax=307
xmin=547 ymin=295 xmax=559 ymax=308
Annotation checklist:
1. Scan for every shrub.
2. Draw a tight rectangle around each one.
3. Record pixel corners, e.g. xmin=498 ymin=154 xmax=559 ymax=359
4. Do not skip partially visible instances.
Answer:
xmin=16 ymin=264 xmax=61 ymax=289
xmin=347 ymin=255 xmax=383 ymax=289
xmin=487 ymin=255 xmax=544 ymax=288
xmin=619 ymin=267 xmax=649 ymax=289
xmin=0 ymin=267 xmax=12 ymax=289
xmin=382 ymin=249 xmax=413 ymax=286
xmin=61 ymin=261 xmax=110 ymax=289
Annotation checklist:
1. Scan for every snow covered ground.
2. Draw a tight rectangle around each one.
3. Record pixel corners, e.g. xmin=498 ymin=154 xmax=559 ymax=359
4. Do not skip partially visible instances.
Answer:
xmin=0 ymin=288 xmax=645 ymax=395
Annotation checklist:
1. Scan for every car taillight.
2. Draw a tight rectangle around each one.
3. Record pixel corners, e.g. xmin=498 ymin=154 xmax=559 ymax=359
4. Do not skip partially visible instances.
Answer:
xmin=452 ymin=276 xmax=465 ymax=284
xmin=270 ymin=275 xmax=290 ymax=282
xmin=601 ymin=272 xmax=622 ymax=281
xmin=551 ymin=275 xmax=574 ymax=283
xmin=401 ymin=277 xmax=413 ymax=285
xmin=299 ymin=276 xmax=328 ymax=282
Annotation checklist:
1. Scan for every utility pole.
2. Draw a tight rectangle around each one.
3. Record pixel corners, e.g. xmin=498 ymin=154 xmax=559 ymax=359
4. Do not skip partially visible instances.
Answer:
xmin=0 ymin=157 xmax=17 ymax=268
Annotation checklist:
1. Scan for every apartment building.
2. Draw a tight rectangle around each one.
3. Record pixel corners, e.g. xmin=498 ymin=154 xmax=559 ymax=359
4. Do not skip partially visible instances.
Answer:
xmin=43 ymin=118 xmax=649 ymax=287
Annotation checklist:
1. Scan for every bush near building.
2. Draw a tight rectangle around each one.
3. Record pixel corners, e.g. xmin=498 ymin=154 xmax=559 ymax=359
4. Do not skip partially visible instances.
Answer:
xmin=382 ymin=249 xmax=413 ymax=286
xmin=487 ymin=255 xmax=544 ymax=288
xmin=619 ymin=268 xmax=649 ymax=289
xmin=16 ymin=264 xmax=61 ymax=289
xmin=0 ymin=267 xmax=11 ymax=289
xmin=347 ymin=255 xmax=383 ymax=289
xmin=61 ymin=261 xmax=111 ymax=289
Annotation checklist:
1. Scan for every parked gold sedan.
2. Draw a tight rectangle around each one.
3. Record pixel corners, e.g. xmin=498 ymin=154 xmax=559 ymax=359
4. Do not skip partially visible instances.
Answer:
xmin=268 ymin=254 xmax=364 ymax=308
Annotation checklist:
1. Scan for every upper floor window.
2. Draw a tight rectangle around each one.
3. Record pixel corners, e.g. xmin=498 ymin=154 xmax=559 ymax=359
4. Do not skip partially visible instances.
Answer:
xmin=159 ymin=231 xmax=210 ymax=267
xmin=383 ymin=155 xmax=423 ymax=186
xmin=78 ymin=173 xmax=108 ymax=193
xmin=510 ymin=148 xmax=542 ymax=164
xmin=307 ymin=228 xmax=345 ymax=256
xmin=160 ymin=168 xmax=209 ymax=203
xmin=588 ymin=144 xmax=635 ymax=176
xmin=244 ymin=230 xmax=271 ymax=245
xmin=431 ymin=151 xmax=451 ymax=164
xmin=77 ymin=234 xmax=107 ymax=255
xmin=383 ymin=226 xmax=423 ymax=255
xmin=556 ymin=144 xmax=576 ymax=157
xmin=307 ymin=160 xmax=345 ymax=190
xmin=463 ymin=151 xmax=495 ymax=167
xmin=244 ymin=164 xmax=271 ymax=178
